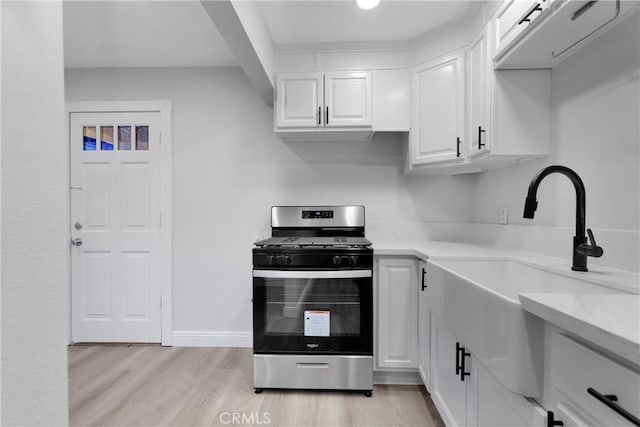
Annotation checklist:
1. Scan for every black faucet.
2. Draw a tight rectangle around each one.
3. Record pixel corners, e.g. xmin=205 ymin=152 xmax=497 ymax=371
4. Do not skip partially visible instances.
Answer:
xmin=523 ymin=165 xmax=603 ymax=272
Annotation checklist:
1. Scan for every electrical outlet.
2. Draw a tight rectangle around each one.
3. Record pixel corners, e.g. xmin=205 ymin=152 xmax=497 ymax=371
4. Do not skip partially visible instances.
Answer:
xmin=500 ymin=208 xmax=509 ymax=225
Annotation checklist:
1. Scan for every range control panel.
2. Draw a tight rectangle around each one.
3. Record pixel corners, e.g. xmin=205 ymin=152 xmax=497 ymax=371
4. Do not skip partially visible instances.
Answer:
xmin=302 ymin=210 xmax=334 ymax=219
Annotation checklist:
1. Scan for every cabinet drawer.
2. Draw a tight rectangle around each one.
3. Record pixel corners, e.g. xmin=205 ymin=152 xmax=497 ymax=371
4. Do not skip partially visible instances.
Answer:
xmin=549 ymin=333 xmax=640 ymax=426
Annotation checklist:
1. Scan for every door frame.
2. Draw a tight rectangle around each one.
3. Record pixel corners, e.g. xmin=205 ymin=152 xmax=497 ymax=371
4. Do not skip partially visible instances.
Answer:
xmin=66 ymin=100 xmax=173 ymax=346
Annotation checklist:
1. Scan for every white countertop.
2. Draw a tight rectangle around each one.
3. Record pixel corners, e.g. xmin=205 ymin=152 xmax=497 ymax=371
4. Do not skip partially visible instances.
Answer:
xmin=373 ymin=239 xmax=640 ymax=365
xmin=519 ymin=293 xmax=640 ymax=366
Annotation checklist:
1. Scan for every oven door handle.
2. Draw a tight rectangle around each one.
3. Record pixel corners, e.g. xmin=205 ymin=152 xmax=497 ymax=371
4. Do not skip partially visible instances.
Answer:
xmin=253 ymin=270 xmax=372 ymax=279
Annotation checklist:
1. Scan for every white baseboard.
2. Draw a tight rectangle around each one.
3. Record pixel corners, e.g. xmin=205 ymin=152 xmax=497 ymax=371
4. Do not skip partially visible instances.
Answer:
xmin=374 ymin=370 xmax=422 ymax=385
xmin=172 ymin=330 xmax=252 ymax=347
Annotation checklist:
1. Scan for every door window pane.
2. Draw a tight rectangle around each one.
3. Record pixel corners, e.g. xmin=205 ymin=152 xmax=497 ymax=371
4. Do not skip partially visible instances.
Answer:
xmin=118 ymin=126 xmax=131 ymax=151
xmin=135 ymin=126 xmax=149 ymax=151
xmin=100 ymin=126 xmax=114 ymax=151
xmin=83 ymin=126 xmax=96 ymax=151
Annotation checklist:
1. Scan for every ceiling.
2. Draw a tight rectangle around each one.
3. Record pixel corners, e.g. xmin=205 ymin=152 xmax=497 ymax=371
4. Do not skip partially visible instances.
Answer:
xmin=258 ymin=1 xmax=475 ymax=46
xmin=63 ymin=1 xmax=238 ymax=68
xmin=64 ymin=1 xmax=476 ymax=68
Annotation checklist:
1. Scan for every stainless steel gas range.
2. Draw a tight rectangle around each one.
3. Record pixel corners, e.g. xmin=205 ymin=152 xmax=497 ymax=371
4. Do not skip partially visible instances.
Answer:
xmin=252 ymin=206 xmax=374 ymax=396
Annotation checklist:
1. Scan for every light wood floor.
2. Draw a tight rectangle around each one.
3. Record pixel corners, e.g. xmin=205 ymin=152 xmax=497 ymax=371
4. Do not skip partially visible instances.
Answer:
xmin=69 ymin=345 xmax=444 ymax=427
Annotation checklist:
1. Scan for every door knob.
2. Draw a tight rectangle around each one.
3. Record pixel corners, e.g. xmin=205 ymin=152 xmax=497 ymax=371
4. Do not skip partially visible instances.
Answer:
xmin=71 ymin=238 xmax=83 ymax=246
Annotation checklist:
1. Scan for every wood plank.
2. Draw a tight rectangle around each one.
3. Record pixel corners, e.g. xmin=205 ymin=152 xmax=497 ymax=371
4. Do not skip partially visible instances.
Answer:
xmin=69 ymin=345 xmax=444 ymax=426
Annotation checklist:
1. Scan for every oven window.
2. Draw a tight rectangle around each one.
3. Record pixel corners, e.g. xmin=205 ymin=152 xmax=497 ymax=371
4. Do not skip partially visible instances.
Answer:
xmin=264 ymin=278 xmax=361 ymax=337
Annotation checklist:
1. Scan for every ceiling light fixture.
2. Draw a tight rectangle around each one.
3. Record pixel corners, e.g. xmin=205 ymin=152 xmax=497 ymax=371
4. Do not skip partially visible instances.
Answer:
xmin=357 ymin=0 xmax=380 ymax=10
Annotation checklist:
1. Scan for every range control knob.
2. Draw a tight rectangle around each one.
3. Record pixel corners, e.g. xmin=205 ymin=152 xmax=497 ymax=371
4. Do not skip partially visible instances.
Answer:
xmin=276 ymin=255 xmax=290 ymax=265
xmin=332 ymin=256 xmax=342 ymax=266
xmin=266 ymin=255 xmax=275 ymax=265
xmin=349 ymin=256 xmax=358 ymax=265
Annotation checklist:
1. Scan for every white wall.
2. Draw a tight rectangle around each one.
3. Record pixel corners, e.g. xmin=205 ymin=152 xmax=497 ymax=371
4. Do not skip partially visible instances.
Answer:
xmin=470 ymin=12 xmax=640 ymax=272
xmin=1 ymin=1 xmax=69 ymax=424
xmin=232 ymin=0 xmax=275 ymax=86
xmin=65 ymin=66 xmax=475 ymax=341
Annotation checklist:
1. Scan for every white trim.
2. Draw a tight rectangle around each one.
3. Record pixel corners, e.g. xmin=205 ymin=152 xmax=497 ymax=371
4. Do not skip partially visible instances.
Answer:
xmin=65 ymin=100 xmax=173 ymax=346
xmin=253 ymin=269 xmax=372 ymax=279
xmin=275 ymin=40 xmax=410 ymax=53
xmin=373 ymin=370 xmax=422 ymax=385
xmin=172 ymin=330 xmax=253 ymax=348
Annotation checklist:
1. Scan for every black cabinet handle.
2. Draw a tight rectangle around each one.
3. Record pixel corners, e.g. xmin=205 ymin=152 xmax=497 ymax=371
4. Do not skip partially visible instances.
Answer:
xmin=325 ymin=106 xmax=329 ymax=125
xmin=459 ymin=346 xmax=470 ymax=381
xmin=317 ymin=106 xmax=321 ymax=125
xmin=421 ymin=268 xmax=427 ymax=291
xmin=571 ymin=0 xmax=597 ymax=21
xmin=587 ymin=387 xmax=640 ymax=426
xmin=518 ymin=3 xmax=542 ymax=25
xmin=547 ymin=411 xmax=564 ymax=427
xmin=456 ymin=137 xmax=461 ymax=158
xmin=478 ymin=126 xmax=486 ymax=149
xmin=455 ymin=342 xmax=470 ymax=381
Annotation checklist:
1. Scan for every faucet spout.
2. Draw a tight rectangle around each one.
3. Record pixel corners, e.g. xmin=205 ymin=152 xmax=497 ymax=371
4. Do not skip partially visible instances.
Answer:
xmin=524 ymin=165 xmax=586 ymax=238
xmin=522 ymin=165 xmax=602 ymax=272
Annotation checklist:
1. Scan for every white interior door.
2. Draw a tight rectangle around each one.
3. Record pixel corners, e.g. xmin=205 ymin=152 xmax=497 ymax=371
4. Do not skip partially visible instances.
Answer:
xmin=70 ymin=112 xmax=162 ymax=343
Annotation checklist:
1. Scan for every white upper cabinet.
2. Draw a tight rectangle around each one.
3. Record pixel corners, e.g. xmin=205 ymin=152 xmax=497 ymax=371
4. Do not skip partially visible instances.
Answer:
xmin=274 ymin=71 xmax=373 ymax=139
xmin=494 ymin=0 xmax=551 ymax=58
xmin=407 ymin=51 xmax=465 ymax=168
xmin=467 ymin=29 xmax=491 ymax=158
xmin=495 ymin=0 xmax=639 ymax=69
xmin=407 ymin=20 xmax=551 ymax=175
xmin=472 ymin=20 xmax=551 ymax=167
xmin=373 ymin=69 xmax=410 ymax=132
xmin=324 ymin=71 xmax=372 ymax=128
xmin=275 ymin=73 xmax=323 ymax=128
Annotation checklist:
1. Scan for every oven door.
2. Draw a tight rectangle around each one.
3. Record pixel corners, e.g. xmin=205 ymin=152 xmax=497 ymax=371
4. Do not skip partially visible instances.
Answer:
xmin=253 ymin=269 xmax=373 ymax=355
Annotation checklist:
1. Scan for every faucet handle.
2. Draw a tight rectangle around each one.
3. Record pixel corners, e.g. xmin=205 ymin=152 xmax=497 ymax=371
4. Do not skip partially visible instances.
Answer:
xmin=577 ymin=228 xmax=604 ymax=258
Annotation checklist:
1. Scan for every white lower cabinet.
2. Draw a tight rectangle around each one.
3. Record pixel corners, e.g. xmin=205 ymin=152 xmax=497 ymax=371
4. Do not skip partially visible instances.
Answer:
xmin=375 ymin=257 xmax=419 ymax=370
xmin=473 ymin=358 xmax=546 ymax=427
xmin=377 ymin=254 xmax=551 ymax=427
xmin=417 ymin=260 xmax=430 ymax=388
xmin=545 ymin=329 xmax=640 ymax=427
xmin=430 ymin=317 xmax=472 ymax=426
xmin=430 ymin=315 xmax=546 ymax=427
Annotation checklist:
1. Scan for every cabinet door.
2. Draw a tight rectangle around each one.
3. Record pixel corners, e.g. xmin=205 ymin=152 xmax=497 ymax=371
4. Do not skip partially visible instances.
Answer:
xmin=410 ymin=51 xmax=465 ymax=165
xmin=275 ymin=72 xmax=323 ymax=128
xmin=376 ymin=257 xmax=418 ymax=370
xmin=373 ymin=69 xmax=410 ymax=131
xmin=468 ymin=29 xmax=491 ymax=157
xmin=473 ymin=355 xmax=546 ymax=427
xmin=494 ymin=0 xmax=546 ymax=56
xmin=417 ymin=260 xmax=430 ymax=388
xmin=324 ymin=71 xmax=372 ymax=128
xmin=430 ymin=317 xmax=469 ymax=427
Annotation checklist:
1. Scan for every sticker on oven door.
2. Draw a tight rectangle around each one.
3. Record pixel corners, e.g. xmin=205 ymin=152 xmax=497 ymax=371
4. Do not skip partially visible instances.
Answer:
xmin=304 ymin=310 xmax=330 ymax=337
